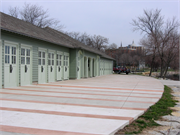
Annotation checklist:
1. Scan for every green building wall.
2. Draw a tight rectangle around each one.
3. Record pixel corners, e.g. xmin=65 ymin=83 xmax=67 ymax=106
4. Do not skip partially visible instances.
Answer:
xmin=1 ymin=31 xmax=69 ymax=85
xmin=1 ymin=31 xmax=113 ymax=87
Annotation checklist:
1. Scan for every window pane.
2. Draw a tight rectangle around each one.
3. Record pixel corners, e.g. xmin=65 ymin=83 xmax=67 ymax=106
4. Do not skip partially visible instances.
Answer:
xmin=26 ymin=49 xmax=30 ymax=56
xmin=21 ymin=57 xmax=25 ymax=64
xmin=57 ymin=54 xmax=58 ymax=59
xmin=48 ymin=60 xmax=51 ymax=65
xmin=43 ymin=52 xmax=45 ymax=58
xmin=12 ymin=47 xmax=16 ymax=55
xmin=12 ymin=56 xmax=14 ymax=64
xmin=48 ymin=53 xmax=51 ymax=59
xmin=14 ymin=47 xmax=16 ymax=55
xmin=5 ymin=55 xmax=9 ymax=63
xmin=21 ymin=48 xmax=25 ymax=56
xmin=11 ymin=47 xmax=13 ymax=55
xmin=26 ymin=57 xmax=30 ymax=64
xmin=7 ymin=46 xmax=10 ymax=54
xmin=60 ymin=55 xmax=61 ymax=60
xmin=52 ymin=54 xmax=54 ymax=59
xmin=38 ymin=59 xmax=41 ymax=65
xmin=52 ymin=60 xmax=54 ymax=65
xmin=5 ymin=46 xmax=8 ymax=54
xmin=8 ymin=55 xmax=9 ymax=63
xmin=38 ymin=51 xmax=41 ymax=57
xmin=14 ymin=56 xmax=16 ymax=64
xmin=43 ymin=59 xmax=45 ymax=65
xmin=60 ymin=61 xmax=61 ymax=66
xmin=12 ymin=56 xmax=16 ymax=64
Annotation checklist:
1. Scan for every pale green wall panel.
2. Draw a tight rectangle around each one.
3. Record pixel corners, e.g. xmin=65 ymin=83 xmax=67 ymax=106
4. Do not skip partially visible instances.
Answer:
xmin=1 ymin=40 xmax=4 ymax=86
xmin=69 ymin=49 xmax=77 ymax=79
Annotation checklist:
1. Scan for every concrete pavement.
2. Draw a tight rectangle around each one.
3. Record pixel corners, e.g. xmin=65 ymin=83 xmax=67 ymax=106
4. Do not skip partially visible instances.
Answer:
xmin=0 ymin=75 xmax=164 ymax=135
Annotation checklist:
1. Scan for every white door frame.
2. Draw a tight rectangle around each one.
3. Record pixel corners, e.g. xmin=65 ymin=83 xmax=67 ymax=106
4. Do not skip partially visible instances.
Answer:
xmin=20 ymin=44 xmax=32 ymax=86
xmin=38 ymin=48 xmax=47 ymax=84
xmin=4 ymin=40 xmax=19 ymax=88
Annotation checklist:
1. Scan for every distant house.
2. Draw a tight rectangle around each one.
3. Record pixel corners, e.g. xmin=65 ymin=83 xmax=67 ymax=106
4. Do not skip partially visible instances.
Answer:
xmin=0 ymin=12 xmax=114 ymax=88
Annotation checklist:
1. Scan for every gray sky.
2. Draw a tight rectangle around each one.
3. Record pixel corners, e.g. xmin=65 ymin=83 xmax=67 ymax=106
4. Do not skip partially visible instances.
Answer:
xmin=0 ymin=0 xmax=179 ymax=47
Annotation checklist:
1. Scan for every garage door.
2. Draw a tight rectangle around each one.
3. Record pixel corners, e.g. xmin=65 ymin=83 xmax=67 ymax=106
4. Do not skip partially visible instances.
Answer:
xmin=48 ymin=50 xmax=55 ymax=82
xmin=4 ymin=41 xmax=18 ymax=88
xmin=64 ymin=53 xmax=69 ymax=80
xmin=21 ymin=45 xmax=32 ymax=86
xmin=38 ymin=48 xmax=47 ymax=84
xmin=56 ymin=51 xmax=63 ymax=81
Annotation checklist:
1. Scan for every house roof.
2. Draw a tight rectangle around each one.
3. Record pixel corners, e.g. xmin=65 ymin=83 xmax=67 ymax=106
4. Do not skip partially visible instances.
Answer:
xmin=0 ymin=12 xmax=114 ymax=60
xmin=44 ymin=27 xmax=114 ymax=60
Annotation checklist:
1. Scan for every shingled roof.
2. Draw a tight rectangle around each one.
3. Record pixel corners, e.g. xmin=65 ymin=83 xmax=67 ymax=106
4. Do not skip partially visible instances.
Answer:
xmin=0 ymin=12 xmax=114 ymax=60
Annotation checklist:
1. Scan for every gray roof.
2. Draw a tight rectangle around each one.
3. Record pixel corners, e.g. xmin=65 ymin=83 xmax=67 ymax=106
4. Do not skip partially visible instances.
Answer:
xmin=0 ymin=12 xmax=114 ymax=60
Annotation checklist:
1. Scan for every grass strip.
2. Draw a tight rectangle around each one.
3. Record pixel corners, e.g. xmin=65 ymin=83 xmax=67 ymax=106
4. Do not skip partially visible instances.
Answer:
xmin=115 ymin=85 xmax=178 ymax=134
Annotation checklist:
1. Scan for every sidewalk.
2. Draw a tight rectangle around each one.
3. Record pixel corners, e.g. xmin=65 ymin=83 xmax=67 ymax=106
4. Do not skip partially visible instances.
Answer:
xmin=0 ymin=75 xmax=164 ymax=135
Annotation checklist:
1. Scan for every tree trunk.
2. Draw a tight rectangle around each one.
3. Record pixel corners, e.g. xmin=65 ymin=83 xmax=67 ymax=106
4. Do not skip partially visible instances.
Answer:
xmin=163 ymin=65 xmax=169 ymax=79
xmin=160 ymin=57 xmax=165 ymax=78
xmin=149 ymin=56 xmax=155 ymax=76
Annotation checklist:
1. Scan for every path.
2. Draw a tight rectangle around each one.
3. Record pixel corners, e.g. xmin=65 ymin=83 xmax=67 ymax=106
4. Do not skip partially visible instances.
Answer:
xmin=0 ymin=75 xmax=164 ymax=135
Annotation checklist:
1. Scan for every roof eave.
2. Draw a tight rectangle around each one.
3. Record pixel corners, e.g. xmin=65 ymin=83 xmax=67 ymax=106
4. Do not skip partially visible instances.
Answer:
xmin=1 ymin=27 xmax=74 ymax=49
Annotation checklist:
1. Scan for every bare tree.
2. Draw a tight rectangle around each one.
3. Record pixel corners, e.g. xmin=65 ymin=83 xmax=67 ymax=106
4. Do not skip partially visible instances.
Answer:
xmin=120 ymin=53 xmax=132 ymax=66
xmin=66 ymin=31 xmax=109 ymax=51
xmin=91 ymin=35 xmax=109 ymax=51
xmin=156 ymin=18 xmax=179 ymax=77
xmin=132 ymin=9 xmax=179 ymax=77
xmin=140 ymin=35 xmax=158 ymax=76
xmin=108 ymin=43 xmax=118 ymax=49
xmin=9 ymin=6 xmax=19 ymax=18
xmin=162 ymin=32 xmax=179 ymax=78
xmin=8 ymin=3 xmax=65 ymax=30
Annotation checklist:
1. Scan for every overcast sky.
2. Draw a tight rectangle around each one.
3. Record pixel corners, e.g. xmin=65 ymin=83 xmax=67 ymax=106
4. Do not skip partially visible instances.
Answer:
xmin=0 ymin=0 xmax=179 ymax=47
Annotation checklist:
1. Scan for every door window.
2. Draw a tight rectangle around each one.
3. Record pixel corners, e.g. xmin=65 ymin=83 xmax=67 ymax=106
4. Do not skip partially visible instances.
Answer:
xmin=26 ymin=49 xmax=30 ymax=65
xmin=38 ymin=51 xmax=46 ymax=65
xmin=21 ymin=48 xmax=25 ymax=64
xmin=66 ymin=56 xmax=68 ymax=66
xmin=5 ymin=46 xmax=16 ymax=64
xmin=12 ymin=47 xmax=16 ymax=64
xmin=48 ymin=53 xmax=54 ymax=66
xmin=5 ymin=46 xmax=10 ymax=64
xmin=21 ymin=48 xmax=30 ymax=65
xmin=57 ymin=54 xmax=62 ymax=66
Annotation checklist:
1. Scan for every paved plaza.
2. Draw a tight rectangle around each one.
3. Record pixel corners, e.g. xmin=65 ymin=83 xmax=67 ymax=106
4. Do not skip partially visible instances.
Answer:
xmin=0 ymin=75 xmax=164 ymax=135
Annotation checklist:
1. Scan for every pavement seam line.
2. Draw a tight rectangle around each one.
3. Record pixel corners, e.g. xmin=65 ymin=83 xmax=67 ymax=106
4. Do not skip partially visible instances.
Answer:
xmin=0 ymin=107 xmax=134 ymax=121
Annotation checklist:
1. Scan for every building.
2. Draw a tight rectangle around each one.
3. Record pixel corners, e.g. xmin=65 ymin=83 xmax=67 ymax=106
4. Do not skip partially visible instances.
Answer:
xmin=106 ymin=41 xmax=144 ymax=58
xmin=0 ymin=12 xmax=114 ymax=88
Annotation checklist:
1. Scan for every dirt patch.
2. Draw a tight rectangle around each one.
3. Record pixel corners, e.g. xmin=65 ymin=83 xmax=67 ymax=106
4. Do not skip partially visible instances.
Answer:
xmin=139 ymin=126 xmax=171 ymax=135
xmin=115 ymin=118 xmax=159 ymax=134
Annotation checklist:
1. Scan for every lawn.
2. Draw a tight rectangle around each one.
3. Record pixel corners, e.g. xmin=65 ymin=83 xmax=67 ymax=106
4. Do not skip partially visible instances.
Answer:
xmin=115 ymin=85 xmax=178 ymax=134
